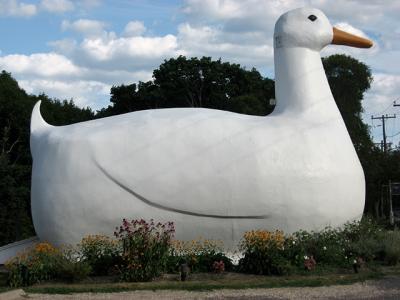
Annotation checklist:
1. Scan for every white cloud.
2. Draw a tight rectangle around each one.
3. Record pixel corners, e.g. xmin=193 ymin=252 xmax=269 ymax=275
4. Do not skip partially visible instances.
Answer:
xmin=0 ymin=48 xmax=157 ymax=109
xmin=123 ymin=21 xmax=146 ymax=37
xmin=362 ymin=73 xmax=400 ymax=145
xmin=0 ymin=0 xmax=37 ymax=17
xmin=364 ymin=73 xmax=400 ymax=113
xmin=0 ymin=0 xmax=104 ymax=17
xmin=20 ymin=79 xmax=110 ymax=108
xmin=177 ymin=23 xmax=273 ymax=69
xmin=51 ymin=32 xmax=181 ymax=72
xmin=61 ymin=19 xmax=107 ymax=37
xmin=80 ymin=34 xmax=179 ymax=66
xmin=40 ymin=0 xmax=74 ymax=13
xmin=77 ymin=0 xmax=102 ymax=8
xmin=0 ymin=53 xmax=80 ymax=78
xmin=47 ymin=38 xmax=77 ymax=55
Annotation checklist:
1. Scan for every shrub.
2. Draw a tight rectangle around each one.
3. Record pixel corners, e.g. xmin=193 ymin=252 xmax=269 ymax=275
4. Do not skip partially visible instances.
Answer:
xmin=5 ymin=243 xmax=92 ymax=287
xmin=343 ymin=218 xmax=386 ymax=263
xmin=381 ymin=230 xmax=400 ymax=265
xmin=287 ymin=228 xmax=348 ymax=268
xmin=79 ymin=235 xmax=121 ymax=275
xmin=56 ymin=258 xmax=91 ymax=283
xmin=347 ymin=235 xmax=383 ymax=262
xmin=5 ymin=242 xmax=62 ymax=287
xmin=237 ymin=220 xmax=393 ymax=275
xmin=114 ymin=219 xmax=175 ymax=282
xmin=342 ymin=218 xmax=382 ymax=242
xmin=169 ymin=238 xmax=232 ymax=273
xmin=238 ymin=230 xmax=292 ymax=275
xmin=56 ymin=245 xmax=91 ymax=283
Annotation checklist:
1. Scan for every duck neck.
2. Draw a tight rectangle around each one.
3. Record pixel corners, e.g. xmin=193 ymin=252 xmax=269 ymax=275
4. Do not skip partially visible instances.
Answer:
xmin=273 ymin=47 xmax=333 ymax=115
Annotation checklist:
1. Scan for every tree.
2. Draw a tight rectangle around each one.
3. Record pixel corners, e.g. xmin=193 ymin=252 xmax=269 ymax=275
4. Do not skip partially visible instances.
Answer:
xmin=99 ymin=56 xmax=275 ymax=117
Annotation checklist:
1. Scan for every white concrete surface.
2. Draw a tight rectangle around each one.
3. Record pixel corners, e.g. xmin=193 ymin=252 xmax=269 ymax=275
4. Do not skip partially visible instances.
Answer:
xmin=0 ymin=237 xmax=39 ymax=264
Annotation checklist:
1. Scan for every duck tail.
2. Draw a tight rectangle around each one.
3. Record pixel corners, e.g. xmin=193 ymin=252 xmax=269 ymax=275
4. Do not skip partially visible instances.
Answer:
xmin=31 ymin=101 xmax=51 ymax=135
xmin=30 ymin=101 xmax=52 ymax=158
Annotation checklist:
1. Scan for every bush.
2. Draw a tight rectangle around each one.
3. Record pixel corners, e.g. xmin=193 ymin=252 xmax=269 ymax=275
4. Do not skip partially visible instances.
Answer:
xmin=343 ymin=218 xmax=386 ymax=263
xmin=237 ymin=221 xmax=389 ymax=275
xmin=56 ymin=246 xmax=91 ymax=283
xmin=79 ymin=235 xmax=121 ymax=275
xmin=5 ymin=242 xmax=92 ymax=287
xmin=5 ymin=243 xmax=63 ymax=287
xmin=342 ymin=218 xmax=382 ymax=242
xmin=238 ymin=230 xmax=292 ymax=275
xmin=169 ymin=238 xmax=232 ymax=273
xmin=114 ymin=219 xmax=175 ymax=282
xmin=381 ymin=230 xmax=400 ymax=265
xmin=56 ymin=258 xmax=91 ymax=283
xmin=287 ymin=228 xmax=349 ymax=268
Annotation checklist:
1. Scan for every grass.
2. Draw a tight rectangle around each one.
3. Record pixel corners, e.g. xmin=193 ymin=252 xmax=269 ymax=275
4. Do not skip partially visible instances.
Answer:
xmin=0 ymin=264 xmax=398 ymax=295
xmin=22 ymin=270 xmax=384 ymax=295
xmin=0 ymin=272 xmax=8 ymax=286
xmin=0 ymin=272 xmax=11 ymax=293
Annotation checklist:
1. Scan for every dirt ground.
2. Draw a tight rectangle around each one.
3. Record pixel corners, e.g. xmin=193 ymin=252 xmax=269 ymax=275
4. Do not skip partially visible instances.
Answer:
xmin=1 ymin=276 xmax=400 ymax=300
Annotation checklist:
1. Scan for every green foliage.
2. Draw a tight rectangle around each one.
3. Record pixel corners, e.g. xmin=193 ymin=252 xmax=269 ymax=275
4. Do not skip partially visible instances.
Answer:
xmin=79 ymin=235 xmax=122 ymax=276
xmin=238 ymin=230 xmax=292 ymax=275
xmin=381 ymin=230 xmax=400 ymax=265
xmin=114 ymin=219 xmax=175 ymax=282
xmin=55 ymin=259 xmax=91 ymax=283
xmin=287 ymin=228 xmax=348 ymax=268
xmin=5 ymin=243 xmax=63 ymax=287
xmin=237 ymin=220 xmax=394 ymax=276
xmin=5 ymin=242 xmax=92 ymax=287
xmin=168 ymin=238 xmax=233 ymax=273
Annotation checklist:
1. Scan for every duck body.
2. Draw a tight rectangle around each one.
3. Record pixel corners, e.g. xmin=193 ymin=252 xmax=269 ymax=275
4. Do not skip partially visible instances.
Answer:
xmin=30 ymin=7 xmax=366 ymax=249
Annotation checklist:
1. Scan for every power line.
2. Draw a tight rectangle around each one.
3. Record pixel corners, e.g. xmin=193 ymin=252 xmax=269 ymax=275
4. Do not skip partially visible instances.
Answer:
xmin=367 ymin=97 xmax=400 ymax=116
xmin=387 ymin=130 xmax=400 ymax=138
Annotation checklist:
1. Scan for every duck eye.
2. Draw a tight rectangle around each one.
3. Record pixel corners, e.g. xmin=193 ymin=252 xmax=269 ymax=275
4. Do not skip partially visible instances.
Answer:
xmin=308 ymin=15 xmax=317 ymax=22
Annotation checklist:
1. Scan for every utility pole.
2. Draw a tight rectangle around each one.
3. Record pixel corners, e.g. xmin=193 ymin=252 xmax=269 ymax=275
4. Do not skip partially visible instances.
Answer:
xmin=371 ymin=114 xmax=396 ymax=153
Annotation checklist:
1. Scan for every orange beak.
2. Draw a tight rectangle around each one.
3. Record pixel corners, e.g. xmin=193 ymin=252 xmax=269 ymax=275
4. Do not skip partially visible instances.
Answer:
xmin=331 ymin=27 xmax=373 ymax=48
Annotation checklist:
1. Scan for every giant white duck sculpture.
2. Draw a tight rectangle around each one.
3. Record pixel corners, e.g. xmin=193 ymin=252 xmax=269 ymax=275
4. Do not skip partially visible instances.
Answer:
xmin=30 ymin=7 xmax=373 ymax=249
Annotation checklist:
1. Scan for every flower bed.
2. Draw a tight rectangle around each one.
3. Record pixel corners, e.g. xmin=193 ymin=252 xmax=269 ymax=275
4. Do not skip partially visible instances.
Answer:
xmin=4 ymin=218 xmax=400 ymax=287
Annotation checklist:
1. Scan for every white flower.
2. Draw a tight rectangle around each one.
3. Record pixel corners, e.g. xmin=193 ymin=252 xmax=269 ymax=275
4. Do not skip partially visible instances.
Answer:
xmin=292 ymin=241 xmax=296 ymax=245
xmin=345 ymin=256 xmax=348 ymax=259
xmin=353 ymin=259 xmax=357 ymax=264
xmin=304 ymin=255 xmax=309 ymax=260
xmin=323 ymin=246 xmax=327 ymax=250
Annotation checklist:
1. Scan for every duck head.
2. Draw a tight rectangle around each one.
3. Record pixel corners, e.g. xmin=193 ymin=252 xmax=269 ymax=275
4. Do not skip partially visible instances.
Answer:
xmin=274 ymin=7 xmax=373 ymax=51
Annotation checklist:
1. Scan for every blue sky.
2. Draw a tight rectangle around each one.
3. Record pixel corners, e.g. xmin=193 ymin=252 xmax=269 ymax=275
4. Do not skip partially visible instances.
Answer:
xmin=1 ymin=0 xmax=400 ymax=145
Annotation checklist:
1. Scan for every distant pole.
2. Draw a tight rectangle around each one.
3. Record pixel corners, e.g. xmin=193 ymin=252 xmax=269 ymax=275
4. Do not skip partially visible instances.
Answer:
xmin=389 ymin=180 xmax=394 ymax=226
xmin=371 ymin=114 xmax=396 ymax=153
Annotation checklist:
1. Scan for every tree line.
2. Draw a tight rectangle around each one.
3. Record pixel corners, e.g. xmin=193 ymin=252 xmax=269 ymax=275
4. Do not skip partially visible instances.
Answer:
xmin=0 ymin=54 xmax=397 ymax=246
